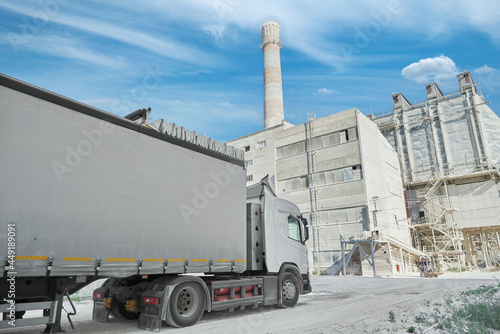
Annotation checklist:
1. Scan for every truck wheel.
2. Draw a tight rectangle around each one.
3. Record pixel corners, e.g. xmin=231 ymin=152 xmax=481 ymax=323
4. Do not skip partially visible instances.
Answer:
xmin=165 ymin=282 xmax=205 ymax=327
xmin=277 ymin=272 xmax=300 ymax=308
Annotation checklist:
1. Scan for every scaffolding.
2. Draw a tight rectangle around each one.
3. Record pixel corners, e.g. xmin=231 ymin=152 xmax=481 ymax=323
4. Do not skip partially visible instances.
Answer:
xmin=462 ymin=227 xmax=500 ymax=268
xmin=374 ymin=72 xmax=500 ymax=270
xmin=411 ymin=175 xmax=463 ymax=269
xmin=340 ymin=234 xmax=426 ymax=276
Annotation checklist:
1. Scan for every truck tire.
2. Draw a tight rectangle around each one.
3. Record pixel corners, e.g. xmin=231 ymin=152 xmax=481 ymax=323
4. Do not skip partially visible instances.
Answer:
xmin=165 ymin=282 xmax=206 ymax=327
xmin=277 ymin=272 xmax=300 ymax=308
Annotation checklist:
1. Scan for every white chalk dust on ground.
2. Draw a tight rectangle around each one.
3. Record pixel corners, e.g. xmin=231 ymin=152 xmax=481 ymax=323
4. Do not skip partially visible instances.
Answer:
xmin=2 ymin=271 xmax=499 ymax=334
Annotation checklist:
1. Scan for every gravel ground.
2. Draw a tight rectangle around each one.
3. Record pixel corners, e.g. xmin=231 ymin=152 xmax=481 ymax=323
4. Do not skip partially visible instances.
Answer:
xmin=1 ymin=271 xmax=499 ymax=334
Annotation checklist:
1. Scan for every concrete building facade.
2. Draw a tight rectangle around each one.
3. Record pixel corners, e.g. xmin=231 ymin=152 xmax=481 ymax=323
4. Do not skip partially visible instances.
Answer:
xmin=229 ymin=109 xmax=413 ymax=274
xmin=373 ymin=72 xmax=500 ymax=268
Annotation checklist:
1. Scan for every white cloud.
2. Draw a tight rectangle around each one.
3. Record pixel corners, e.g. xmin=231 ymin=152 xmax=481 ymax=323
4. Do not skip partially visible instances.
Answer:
xmin=401 ymin=55 xmax=460 ymax=88
xmin=474 ymin=65 xmax=497 ymax=74
xmin=317 ymin=88 xmax=334 ymax=95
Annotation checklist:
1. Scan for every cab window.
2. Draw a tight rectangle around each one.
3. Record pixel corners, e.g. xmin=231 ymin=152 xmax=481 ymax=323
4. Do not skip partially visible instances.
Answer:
xmin=288 ymin=217 xmax=301 ymax=242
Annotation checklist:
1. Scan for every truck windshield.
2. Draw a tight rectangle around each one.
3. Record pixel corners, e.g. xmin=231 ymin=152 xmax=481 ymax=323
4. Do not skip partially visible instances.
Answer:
xmin=288 ymin=217 xmax=301 ymax=242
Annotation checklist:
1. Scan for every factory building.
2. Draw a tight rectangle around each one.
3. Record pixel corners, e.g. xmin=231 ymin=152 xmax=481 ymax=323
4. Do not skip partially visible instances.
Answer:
xmin=372 ymin=72 xmax=500 ymax=269
xmin=228 ymin=22 xmax=417 ymax=275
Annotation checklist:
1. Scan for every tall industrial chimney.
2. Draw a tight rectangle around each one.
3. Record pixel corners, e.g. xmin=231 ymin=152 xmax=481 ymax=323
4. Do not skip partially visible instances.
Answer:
xmin=261 ymin=21 xmax=284 ymax=129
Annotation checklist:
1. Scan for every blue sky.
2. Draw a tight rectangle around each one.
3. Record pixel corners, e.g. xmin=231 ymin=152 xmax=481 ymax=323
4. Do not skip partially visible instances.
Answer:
xmin=1 ymin=0 xmax=500 ymax=142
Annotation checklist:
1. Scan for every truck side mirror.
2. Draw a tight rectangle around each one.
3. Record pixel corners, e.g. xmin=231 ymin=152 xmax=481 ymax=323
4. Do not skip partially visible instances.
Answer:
xmin=301 ymin=218 xmax=309 ymax=244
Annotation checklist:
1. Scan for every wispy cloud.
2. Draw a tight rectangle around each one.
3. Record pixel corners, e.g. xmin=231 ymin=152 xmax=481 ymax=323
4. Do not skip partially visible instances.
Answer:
xmin=473 ymin=65 xmax=500 ymax=99
xmin=474 ymin=65 xmax=497 ymax=74
xmin=0 ymin=1 xmax=217 ymax=66
xmin=0 ymin=33 xmax=127 ymax=69
xmin=203 ymin=25 xmax=226 ymax=46
xmin=10 ymin=0 xmax=495 ymax=71
xmin=317 ymin=88 xmax=334 ymax=95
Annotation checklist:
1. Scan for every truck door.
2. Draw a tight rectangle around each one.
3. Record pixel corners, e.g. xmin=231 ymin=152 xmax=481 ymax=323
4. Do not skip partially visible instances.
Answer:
xmin=268 ymin=203 xmax=309 ymax=275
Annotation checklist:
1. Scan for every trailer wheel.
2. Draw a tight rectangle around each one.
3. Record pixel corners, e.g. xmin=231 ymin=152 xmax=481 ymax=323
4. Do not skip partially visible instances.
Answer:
xmin=110 ymin=302 xmax=139 ymax=320
xmin=165 ymin=282 xmax=205 ymax=327
xmin=277 ymin=272 xmax=300 ymax=308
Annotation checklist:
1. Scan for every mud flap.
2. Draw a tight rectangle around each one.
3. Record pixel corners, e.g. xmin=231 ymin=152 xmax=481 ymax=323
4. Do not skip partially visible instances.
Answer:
xmin=301 ymin=273 xmax=312 ymax=294
xmin=92 ymin=301 xmax=110 ymax=323
xmin=137 ymin=287 xmax=171 ymax=332
xmin=138 ymin=313 xmax=163 ymax=332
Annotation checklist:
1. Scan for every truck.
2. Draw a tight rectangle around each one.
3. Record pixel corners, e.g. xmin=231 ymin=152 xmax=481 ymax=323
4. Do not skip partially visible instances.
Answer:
xmin=0 ymin=73 xmax=311 ymax=332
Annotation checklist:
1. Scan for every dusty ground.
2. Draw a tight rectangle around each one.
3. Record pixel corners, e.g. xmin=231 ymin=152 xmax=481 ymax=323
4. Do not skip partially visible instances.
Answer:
xmin=2 ymin=271 xmax=499 ymax=334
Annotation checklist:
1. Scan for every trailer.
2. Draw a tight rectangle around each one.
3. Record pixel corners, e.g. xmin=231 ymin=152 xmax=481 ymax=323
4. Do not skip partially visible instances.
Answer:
xmin=0 ymin=73 xmax=311 ymax=332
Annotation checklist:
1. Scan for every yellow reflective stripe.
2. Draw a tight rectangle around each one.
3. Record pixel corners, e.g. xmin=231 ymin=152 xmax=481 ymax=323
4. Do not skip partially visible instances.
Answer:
xmin=15 ymin=256 xmax=47 ymax=260
xmin=12 ymin=257 xmax=244 ymax=263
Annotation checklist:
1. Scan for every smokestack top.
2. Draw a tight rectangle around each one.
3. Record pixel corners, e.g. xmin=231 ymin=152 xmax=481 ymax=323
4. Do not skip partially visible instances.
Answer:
xmin=262 ymin=21 xmax=280 ymax=40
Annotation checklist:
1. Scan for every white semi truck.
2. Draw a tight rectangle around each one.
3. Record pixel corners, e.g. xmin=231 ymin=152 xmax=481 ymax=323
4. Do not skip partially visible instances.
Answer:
xmin=0 ymin=73 xmax=311 ymax=332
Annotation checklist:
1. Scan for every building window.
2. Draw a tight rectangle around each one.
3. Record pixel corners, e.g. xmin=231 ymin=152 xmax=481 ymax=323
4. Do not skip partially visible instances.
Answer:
xmin=257 ymin=141 xmax=267 ymax=149
xmin=339 ymin=130 xmax=348 ymax=143
xmin=310 ymin=127 xmax=356 ymax=150
xmin=313 ymin=165 xmax=362 ymax=187
xmin=353 ymin=165 xmax=362 ymax=180
xmin=247 ymin=175 xmax=253 ymax=182
xmin=321 ymin=206 xmax=366 ymax=224
xmin=244 ymin=145 xmax=250 ymax=152
xmin=344 ymin=167 xmax=353 ymax=181
xmin=334 ymin=169 xmax=344 ymax=182
xmin=245 ymin=160 xmax=253 ymax=168
xmin=278 ymin=166 xmax=361 ymax=192
xmin=278 ymin=175 xmax=308 ymax=192
xmin=277 ymin=140 xmax=306 ymax=159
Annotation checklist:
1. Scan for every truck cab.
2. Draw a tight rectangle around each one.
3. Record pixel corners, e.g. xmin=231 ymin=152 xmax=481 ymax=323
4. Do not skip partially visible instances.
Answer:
xmin=246 ymin=177 xmax=311 ymax=300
